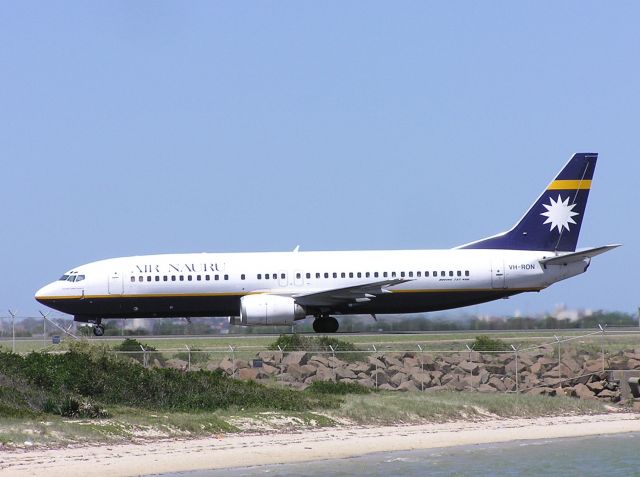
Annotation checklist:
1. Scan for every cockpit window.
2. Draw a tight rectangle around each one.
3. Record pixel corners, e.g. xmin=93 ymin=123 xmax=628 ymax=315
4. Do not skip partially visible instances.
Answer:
xmin=59 ymin=274 xmax=85 ymax=282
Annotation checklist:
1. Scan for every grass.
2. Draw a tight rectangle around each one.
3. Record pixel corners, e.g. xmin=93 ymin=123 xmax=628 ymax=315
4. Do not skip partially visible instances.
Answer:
xmin=336 ymin=391 xmax=607 ymax=426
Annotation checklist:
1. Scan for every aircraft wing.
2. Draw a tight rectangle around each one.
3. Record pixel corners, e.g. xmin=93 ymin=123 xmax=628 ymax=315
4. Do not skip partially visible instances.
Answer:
xmin=293 ymin=279 xmax=411 ymax=307
xmin=539 ymin=244 xmax=621 ymax=266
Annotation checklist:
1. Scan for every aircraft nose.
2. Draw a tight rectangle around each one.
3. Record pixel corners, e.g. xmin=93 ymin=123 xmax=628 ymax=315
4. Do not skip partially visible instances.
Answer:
xmin=35 ymin=282 xmax=56 ymax=303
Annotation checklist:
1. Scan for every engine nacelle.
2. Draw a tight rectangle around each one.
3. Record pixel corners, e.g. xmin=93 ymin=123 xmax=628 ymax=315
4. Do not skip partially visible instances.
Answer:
xmin=239 ymin=294 xmax=306 ymax=326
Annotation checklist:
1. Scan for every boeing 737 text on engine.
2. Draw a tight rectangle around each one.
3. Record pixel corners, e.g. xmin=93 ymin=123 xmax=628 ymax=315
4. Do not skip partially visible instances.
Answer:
xmin=36 ymin=153 xmax=619 ymax=336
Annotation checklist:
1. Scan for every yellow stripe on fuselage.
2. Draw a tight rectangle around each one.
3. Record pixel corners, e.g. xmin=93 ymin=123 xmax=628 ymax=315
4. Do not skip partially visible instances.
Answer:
xmin=547 ymin=180 xmax=591 ymax=190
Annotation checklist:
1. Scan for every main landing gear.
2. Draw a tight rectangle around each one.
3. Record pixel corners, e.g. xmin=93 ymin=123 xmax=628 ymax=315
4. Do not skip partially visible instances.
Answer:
xmin=93 ymin=319 xmax=105 ymax=337
xmin=312 ymin=316 xmax=339 ymax=333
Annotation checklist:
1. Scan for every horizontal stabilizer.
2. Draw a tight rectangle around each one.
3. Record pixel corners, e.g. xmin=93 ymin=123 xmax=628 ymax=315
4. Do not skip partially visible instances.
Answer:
xmin=539 ymin=244 xmax=621 ymax=266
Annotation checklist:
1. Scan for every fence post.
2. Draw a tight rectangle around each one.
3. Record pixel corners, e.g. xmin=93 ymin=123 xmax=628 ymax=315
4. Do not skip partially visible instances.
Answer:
xmin=8 ymin=310 xmax=16 ymax=354
xmin=372 ymin=344 xmax=378 ymax=389
xmin=140 ymin=344 xmax=147 ymax=368
xmin=466 ymin=344 xmax=476 ymax=391
xmin=185 ymin=344 xmax=191 ymax=371
xmin=511 ymin=344 xmax=519 ymax=394
xmin=229 ymin=345 xmax=236 ymax=379
xmin=39 ymin=310 xmax=49 ymax=349
xmin=598 ymin=324 xmax=606 ymax=374
xmin=554 ymin=335 xmax=562 ymax=388
xmin=417 ymin=345 xmax=424 ymax=391
xmin=329 ymin=345 xmax=336 ymax=382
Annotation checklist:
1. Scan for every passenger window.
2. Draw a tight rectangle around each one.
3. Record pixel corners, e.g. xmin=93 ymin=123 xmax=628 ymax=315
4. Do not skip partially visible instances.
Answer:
xmin=441 ymin=271 xmax=445 ymax=277
xmin=416 ymin=271 xmax=421 ymax=277
xmin=138 ymin=276 xmax=143 ymax=282
xmin=391 ymin=272 xmax=396 ymax=277
xmin=188 ymin=275 xmax=193 ymax=281
xmin=306 ymin=273 xmax=311 ymax=279
xmin=465 ymin=270 xmax=470 ymax=277
xmin=324 ymin=273 xmax=329 ymax=279
xmin=155 ymin=276 xmax=160 ymax=282
xmin=205 ymin=275 xmax=210 ymax=281
xmin=241 ymin=274 xmax=245 ymax=280
xmin=333 ymin=272 xmax=337 ymax=278
xmin=449 ymin=271 xmax=454 ymax=277
xmin=257 ymin=274 xmax=262 ymax=280
xmin=433 ymin=271 xmax=437 ymax=277
xmin=374 ymin=272 xmax=379 ymax=278
xmin=341 ymin=272 xmax=346 ymax=278
xmin=179 ymin=276 xmax=184 ymax=281
xmin=214 ymin=275 xmax=219 ymax=281
xmin=164 ymin=276 xmax=168 ymax=281
xmin=400 ymin=272 xmax=405 ymax=278
xmin=280 ymin=273 xmax=285 ymax=279
xmin=457 ymin=271 xmax=461 ymax=277
xmin=146 ymin=276 xmax=151 ymax=282
xmin=224 ymin=274 xmax=229 ymax=280
xmin=316 ymin=273 xmax=321 ymax=279
xmin=197 ymin=275 xmax=201 ymax=281
xmin=425 ymin=271 xmax=429 ymax=277
xmin=171 ymin=276 xmax=176 ymax=281
xmin=383 ymin=272 xmax=388 ymax=278
xmin=131 ymin=277 xmax=135 ymax=282
xmin=357 ymin=272 xmax=361 ymax=278
xmin=349 ymin=272 xmax=354 ymax=278
xmin=296 ymin=273 xmax=301 ymax=279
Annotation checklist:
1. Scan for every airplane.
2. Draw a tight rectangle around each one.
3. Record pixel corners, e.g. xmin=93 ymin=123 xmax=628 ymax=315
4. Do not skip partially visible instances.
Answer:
xmin=35 ymin=153 xmax=619 ymax=336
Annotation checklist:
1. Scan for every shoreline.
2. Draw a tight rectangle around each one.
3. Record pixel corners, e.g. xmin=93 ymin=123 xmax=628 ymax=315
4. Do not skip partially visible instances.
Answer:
xmin=2 ymin=413 xmax=640 ymax=477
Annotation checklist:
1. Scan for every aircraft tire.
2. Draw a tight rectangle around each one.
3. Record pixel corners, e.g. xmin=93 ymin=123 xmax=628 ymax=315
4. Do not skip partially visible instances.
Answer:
xmin=93 ymin=324 xmax=105 ymax=337
xmin=312 ymin=316 xmax=339 ymax=333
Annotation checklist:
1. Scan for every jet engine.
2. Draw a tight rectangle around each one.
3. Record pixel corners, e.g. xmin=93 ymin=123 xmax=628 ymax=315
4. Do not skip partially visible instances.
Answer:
xmin=238 ymin=294 xmax=306 ymax=326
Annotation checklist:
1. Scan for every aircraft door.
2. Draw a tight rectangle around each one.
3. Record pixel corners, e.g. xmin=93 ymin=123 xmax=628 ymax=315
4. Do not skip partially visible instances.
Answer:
xmin=108 ymin=271 xmax=124 ymax=295
xmin=491 ymin=258 xmax=507 ymax=289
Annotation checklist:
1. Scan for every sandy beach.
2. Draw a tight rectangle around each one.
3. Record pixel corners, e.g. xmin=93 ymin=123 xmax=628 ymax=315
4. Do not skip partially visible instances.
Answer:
xmin=2 ymin=413 xmax=639 ymax=477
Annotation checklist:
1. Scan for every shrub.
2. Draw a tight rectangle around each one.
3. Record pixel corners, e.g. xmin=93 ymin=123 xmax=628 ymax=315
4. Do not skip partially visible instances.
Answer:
xmin=472 ymin=335 xmax=508 ymax=351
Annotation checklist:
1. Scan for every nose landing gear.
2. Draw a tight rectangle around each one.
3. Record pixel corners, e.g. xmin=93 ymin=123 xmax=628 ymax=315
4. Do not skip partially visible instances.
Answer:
xmin=312 ymin=316 xmax=339 ymax=333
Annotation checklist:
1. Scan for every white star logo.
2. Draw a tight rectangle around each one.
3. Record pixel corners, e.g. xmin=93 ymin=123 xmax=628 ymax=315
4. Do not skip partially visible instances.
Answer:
xmin=540 ymin=194 xmax=579 ymax=233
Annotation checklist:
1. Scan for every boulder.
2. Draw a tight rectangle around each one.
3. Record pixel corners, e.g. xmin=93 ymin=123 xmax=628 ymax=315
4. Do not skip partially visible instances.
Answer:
xmin=382 ymin=355 xmax=404 ymax=368
xmin=378 ymin=383 xmax=396 ymax=391
xmin=357 ymin=377 xmax=376 ymax=388
xmin=282 ymin=351 xmax=309 ymax=366
xmin=505 ymin=359 xmax=527 ymax=375
xmin=350 ymin=362 xmax=372 ymax=374
xmin=238 ymin=368 xmax=265 ymax=380
xmin=165 ymin=358 xmax=188 ymax=370
xmin=485 ymin=364 xmax=506 ymax=375
xmin=628 ymin=359 xmax=640 ymax=370
xmin=478 ymin=383 xmax=496 ymax=393
xmin=308 ymin=355 xmax=330 ymax=367
xmin=286 ymin=363 xmax=317 ymax=380
xmin=367 ymin=356 xmax=386 ymax=369
xmin=597 ymin=389 xmax=621 ymax=402
xmin=390 ymin=372 xmax=408 ymax=387
xmin=487 ymin=377 xmax=506 ymax=392
xmin=335 ymin=367 xmax=357 ymax=380
xmin=574 ymin=383 xmax=596 ymax=400
xmin=459 ymin=360 xmax=480 ymax=374
xmin=370 ymin=369 xmax=389 ymax=386
xmin=257 ymin=351 xmax=283 ymax=365
xmin=586 ymin=380 xmax=605 ymax=393
xmin=397 ymin=380 xmax=419 ymax=392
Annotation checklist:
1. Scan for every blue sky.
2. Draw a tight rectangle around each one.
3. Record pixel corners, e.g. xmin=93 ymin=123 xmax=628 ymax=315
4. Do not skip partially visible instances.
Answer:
xmin=1 ymin=2 xmax=638 ymax=319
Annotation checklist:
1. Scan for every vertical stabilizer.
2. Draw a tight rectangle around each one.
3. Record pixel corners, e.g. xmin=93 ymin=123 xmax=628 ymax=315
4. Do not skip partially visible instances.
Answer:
xmin=459 ymin=153 xmax=597 ymax=252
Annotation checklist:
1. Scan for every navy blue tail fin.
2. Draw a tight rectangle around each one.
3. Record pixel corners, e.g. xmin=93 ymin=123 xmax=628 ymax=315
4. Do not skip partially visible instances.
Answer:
xmin=459 ymin=153 xmax=597 ymax=252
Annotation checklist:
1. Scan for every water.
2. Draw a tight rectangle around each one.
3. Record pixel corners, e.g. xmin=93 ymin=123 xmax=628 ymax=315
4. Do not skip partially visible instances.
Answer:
xmin=153 ymin=432 xmax=640 ymax=477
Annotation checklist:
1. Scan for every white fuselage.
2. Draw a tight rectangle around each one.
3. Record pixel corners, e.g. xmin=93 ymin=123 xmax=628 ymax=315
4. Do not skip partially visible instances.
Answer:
xmin=35 ymin=248 xmax=588 ymax=322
